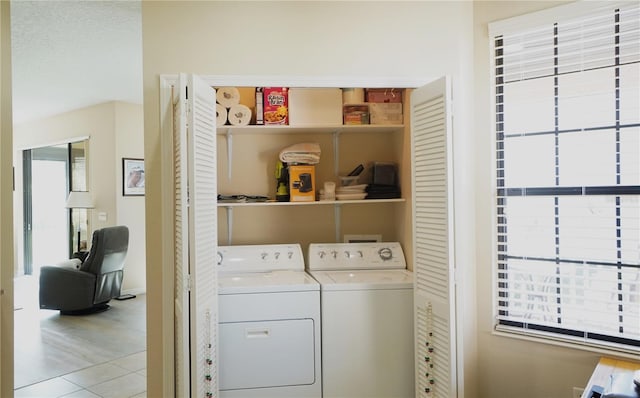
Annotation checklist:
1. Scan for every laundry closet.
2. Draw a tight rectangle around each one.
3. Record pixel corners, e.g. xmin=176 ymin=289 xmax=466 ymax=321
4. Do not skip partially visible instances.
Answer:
xmin=162 ymin=73 xmax=456 ymax=398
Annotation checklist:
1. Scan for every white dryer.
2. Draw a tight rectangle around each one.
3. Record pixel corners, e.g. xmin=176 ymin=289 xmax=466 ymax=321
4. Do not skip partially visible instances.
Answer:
xmin=307 ymin=242 xmax=415 ymax=398
xmin=217 ymin=244 xmax=321 ymax=398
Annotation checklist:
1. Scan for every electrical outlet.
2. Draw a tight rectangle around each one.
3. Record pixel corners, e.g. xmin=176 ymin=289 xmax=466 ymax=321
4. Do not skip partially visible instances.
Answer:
xmin=573 ymin=386 xmax=585 ymax=398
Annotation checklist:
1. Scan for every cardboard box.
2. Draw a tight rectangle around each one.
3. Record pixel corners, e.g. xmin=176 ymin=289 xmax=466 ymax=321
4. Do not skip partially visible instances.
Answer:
xmin=343 ymin=104 xmax=370 ymax=125
xmin=289 ymin=88 xmax=342 ymax=126
xmin=289 ymin=165 xmax=316 ymax=202
xmin=369 ymin=102 xmax=403 ymax=125
xmin=365 ymin=88 xmax=404 ymax=103
xmin=263 ymin=87 xmax=288 ymax=125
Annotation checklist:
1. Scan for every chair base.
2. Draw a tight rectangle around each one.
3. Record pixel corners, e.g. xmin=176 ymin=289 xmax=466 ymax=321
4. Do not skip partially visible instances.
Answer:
xmin=60 ymin=303 xmax=110 ymax=316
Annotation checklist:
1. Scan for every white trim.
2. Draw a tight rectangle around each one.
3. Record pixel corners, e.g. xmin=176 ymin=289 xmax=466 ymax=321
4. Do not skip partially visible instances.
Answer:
xmin=488 ymin=0 xmax=636 ymax=37
xmin=159 ymin=74 xmax=177 ymax=397
xmin=15 ymin=135 xmax=90 ymax=151
xmin=160 ymin=74 xmax=428 ymax=89
xmin=492 ymin=328 xmax=640 ymax=360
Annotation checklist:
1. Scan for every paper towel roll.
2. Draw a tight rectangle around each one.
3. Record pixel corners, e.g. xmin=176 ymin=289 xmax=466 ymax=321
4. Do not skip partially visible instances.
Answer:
xmin=216 ymin=103 xmax=228 ymax=126
xmin=228 ymin=104 xmax=252 ymax=126
xmin=342 ymin=88 xmax=365 ymax=104
xmin=217 ymin=87 xmax=241 ymax=108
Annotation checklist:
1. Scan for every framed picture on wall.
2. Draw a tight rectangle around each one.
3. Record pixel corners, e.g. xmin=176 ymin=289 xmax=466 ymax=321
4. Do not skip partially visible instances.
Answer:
xmin=123 ymin=158 xmax=145 ymax=196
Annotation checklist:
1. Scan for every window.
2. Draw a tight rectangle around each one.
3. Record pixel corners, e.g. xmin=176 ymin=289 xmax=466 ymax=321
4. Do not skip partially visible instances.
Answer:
xmin=490 ymin=2 xmax=640 ymax=352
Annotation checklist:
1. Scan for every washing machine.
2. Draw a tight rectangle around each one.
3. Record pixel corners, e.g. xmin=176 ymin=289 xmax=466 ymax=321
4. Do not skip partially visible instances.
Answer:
xmin=307 ymin=242 xmax=414 ymax=398
xmin=217 ymin=244 xmax=321 ymax=398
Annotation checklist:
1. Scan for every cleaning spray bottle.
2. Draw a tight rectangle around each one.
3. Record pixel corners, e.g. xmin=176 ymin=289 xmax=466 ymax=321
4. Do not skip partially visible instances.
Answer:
xmin=275 ymin=160 xmax=290 ymax=202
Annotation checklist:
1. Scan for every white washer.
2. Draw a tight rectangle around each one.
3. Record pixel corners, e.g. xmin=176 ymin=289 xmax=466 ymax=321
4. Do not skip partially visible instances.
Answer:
xmin=217 ymin=244 xmax=321 ymax=398
xmin=307 ymin=242 xmax=415 ymax=398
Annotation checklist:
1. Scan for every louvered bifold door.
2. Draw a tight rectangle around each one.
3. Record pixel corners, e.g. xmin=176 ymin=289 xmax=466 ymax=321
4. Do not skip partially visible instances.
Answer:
xmin=186 ymin=74 xmax=219 ymax=398
xmin=173 ymin=75 xmax=190 ymax=398
xmin=411 ymin=76 xmax=457 ymax=398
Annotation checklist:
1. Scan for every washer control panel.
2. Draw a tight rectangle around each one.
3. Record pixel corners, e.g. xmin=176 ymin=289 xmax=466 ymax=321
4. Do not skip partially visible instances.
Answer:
xmin=218 ymin=244 xmax=305 ymax=273
xmin=307 ymin=242 xmax=406 ymax=271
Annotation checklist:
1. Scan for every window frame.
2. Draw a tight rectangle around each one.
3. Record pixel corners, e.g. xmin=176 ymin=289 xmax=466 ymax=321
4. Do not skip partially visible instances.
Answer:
xmin=489 ymin=0 xmax=640 ymax=356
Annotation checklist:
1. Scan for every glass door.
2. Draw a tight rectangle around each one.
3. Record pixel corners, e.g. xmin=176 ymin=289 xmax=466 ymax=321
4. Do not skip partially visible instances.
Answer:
xmin=21 ymin=140 xmax=88 ymax=275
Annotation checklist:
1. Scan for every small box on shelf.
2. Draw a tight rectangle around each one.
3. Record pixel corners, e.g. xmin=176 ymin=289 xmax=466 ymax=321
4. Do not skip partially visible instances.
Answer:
xmin=370 ymin=103 xmax=403 ymax=125
xmin=343 ymin=104 xmax=370 ymax=125
xmin=289 ymin=165 xmax=316 ymax=202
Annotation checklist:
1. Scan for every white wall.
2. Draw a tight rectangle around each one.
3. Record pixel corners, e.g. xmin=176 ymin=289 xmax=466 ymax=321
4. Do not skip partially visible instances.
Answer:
xmin=473 ymin=2 xmax=604 ymax=398
xmin=142 ymin=1 xmax=476 ymax=397
xmin=13 ymin=101 xmax=145 ymax=292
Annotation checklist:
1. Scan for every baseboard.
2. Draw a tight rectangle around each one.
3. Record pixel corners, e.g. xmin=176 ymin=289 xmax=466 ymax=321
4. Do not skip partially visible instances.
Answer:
xmin=121 ymin=287 xmax=146 ymax=296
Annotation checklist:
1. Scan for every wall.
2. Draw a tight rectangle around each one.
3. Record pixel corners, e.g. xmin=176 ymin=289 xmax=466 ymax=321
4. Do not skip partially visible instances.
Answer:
xmin=473 ymin=2 xmax=605 ymax=398
xmin=115 ymin=102 xmax=146 ymax=293
xmin=0 ymin=1 xmax=15 ymax=395
xmin=142 ymin=1 xmax=476 ymax=397
xmin=13 ymin=101 xmax=145 ymax=293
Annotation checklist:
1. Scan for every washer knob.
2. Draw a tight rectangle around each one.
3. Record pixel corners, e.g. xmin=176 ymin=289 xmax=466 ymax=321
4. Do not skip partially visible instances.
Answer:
xmin=378 ymin=247 xmax=393 ymax=261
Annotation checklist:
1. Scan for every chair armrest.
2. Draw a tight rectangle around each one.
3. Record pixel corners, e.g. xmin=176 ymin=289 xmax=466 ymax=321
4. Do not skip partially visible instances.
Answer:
xmin=39 ymin=266 xmax=96 ymax=311
xmin=52 ymin=258 xmax=82 ymax=270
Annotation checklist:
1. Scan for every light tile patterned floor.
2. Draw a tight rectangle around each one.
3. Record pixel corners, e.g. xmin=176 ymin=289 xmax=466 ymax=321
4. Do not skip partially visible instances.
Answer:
xmin=14 ymin=275 xmax=147 ymax=398
xmin=14 ymin=351 xmax=147 ymax=398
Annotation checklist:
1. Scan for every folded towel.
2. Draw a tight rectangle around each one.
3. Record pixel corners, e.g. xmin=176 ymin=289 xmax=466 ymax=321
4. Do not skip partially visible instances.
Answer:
xmin=279 ymin=142 xmax=321 ymax=164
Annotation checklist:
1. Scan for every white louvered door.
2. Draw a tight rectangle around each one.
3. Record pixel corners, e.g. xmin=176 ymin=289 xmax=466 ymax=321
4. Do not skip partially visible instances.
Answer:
xmin=173 ymin=75 xmax=190 ymax=398
xmin=174 ymin=74 xmax=219 ymax=398
xmin=411 ymin=76 xmax=457 ymax=398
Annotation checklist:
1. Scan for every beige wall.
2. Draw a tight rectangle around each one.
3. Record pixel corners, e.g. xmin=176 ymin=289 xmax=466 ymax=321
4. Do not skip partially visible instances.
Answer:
xmin=142 ymin=1 xmax=476 ymax=397
xmin=473 ymin=2 xmax=605 ymax=398
xmin=13 ymin=101 xmax=145 ymax=293
xmin=1 ymin=1 xmax=14 ymax=395
xmin=115 ymin=102 xmax=146 ymax=293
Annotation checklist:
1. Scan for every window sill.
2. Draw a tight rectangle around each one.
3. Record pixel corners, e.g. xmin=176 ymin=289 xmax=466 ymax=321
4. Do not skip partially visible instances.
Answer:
xmin=492 ymin=327 xmax=640 ymax=361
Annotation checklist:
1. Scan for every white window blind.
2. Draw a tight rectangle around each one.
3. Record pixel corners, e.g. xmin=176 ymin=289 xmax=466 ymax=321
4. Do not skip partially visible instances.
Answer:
xmin=491 ymin=2 xmax=640 ymax=352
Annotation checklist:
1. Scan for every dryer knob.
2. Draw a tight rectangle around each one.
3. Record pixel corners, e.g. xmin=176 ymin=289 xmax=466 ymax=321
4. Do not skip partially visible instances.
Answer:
xmin=331 ymin=250 xmax=338 ymax=259
xmin=261 ymin=252 xmax=268 ymax=260
xmin=274 ymin=252 xmax=280 ymax=259
xmin=319 ymin=251 xmax=326 ymax=259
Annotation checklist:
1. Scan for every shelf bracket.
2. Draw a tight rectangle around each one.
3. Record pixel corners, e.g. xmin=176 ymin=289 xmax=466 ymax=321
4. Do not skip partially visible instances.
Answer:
xmin=332 ymin=130 xmax=340 ymax=176
xmin=226 ymin=128 xmax=233 ymax=180
xmin=334 ymin=203 xmax=341 ymax=243
xmin=225 ymin=206 xmax=233 ymax=245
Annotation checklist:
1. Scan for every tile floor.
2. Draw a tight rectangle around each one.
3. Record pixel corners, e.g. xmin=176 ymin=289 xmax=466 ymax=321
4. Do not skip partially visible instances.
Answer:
xmin=14 ymin=351 xmax=147 ymax=398
xmin=14 ymin=275 xmax=147 ymax=398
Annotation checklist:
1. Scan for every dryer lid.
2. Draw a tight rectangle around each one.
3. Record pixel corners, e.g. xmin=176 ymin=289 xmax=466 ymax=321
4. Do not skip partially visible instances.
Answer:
xmin=218 ymin=270 xmax=319 ymax=294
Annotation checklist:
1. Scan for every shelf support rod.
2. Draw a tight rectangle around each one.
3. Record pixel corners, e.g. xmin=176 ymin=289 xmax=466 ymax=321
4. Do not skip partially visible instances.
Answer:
xmin=334 ymin=203 xmax=341 ymax=243
xmin=225 ymin=206 xmax=233 ymax=245
xmin=226 ymin=128 xmax=233 ymax=180
xmin=333 ymin=130 xmax=340 ymax=177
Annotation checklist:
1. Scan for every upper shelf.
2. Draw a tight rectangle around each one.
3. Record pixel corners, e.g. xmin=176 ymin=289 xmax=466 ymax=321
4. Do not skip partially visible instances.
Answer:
xmin=217 ymin=198 xmax=405 ymax=207
xmin=216 ymin=124 xmax=405 ymax=135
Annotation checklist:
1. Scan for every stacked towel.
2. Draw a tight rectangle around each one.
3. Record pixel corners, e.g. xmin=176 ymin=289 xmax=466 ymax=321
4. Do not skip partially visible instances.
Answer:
xmin=279 ymin=142 xmax=321 ymax=165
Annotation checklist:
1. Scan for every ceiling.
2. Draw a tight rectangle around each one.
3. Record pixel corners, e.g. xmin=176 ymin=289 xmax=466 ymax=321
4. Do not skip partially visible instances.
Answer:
xmin=10 ymin=1 xmax=143 ymax=125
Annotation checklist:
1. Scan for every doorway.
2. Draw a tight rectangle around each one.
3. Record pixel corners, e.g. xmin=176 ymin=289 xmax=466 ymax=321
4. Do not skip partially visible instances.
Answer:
xmin=21 ymin=140 xmax=88 ymax=276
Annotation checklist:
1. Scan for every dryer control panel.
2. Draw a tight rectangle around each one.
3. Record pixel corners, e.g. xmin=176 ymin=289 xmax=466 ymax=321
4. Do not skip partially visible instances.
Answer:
xmin=218 ymin=244 xmax=305 ymax=273
xmin=307 ymin=242 xmax=406 ymax=271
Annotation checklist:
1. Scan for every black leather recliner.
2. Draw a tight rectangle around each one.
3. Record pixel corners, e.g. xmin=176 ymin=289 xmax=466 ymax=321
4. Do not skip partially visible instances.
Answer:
xmin=39 ymin=225 xmax=129 ymax=315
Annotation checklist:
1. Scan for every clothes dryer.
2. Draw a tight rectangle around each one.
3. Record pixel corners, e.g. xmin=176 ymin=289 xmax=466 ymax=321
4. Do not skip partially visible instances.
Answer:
xmin=218 ymin=244 xmax=321 ymax=398
xmin=307 ymin=242 xmax=414 ymax=398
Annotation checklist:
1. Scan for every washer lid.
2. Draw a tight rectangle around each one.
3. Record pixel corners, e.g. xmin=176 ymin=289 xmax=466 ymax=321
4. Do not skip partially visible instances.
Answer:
xmin=309 ymin=269 xmax=413 ymax=291
xmin=218 ymin=270 xmax=320 ymax=294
